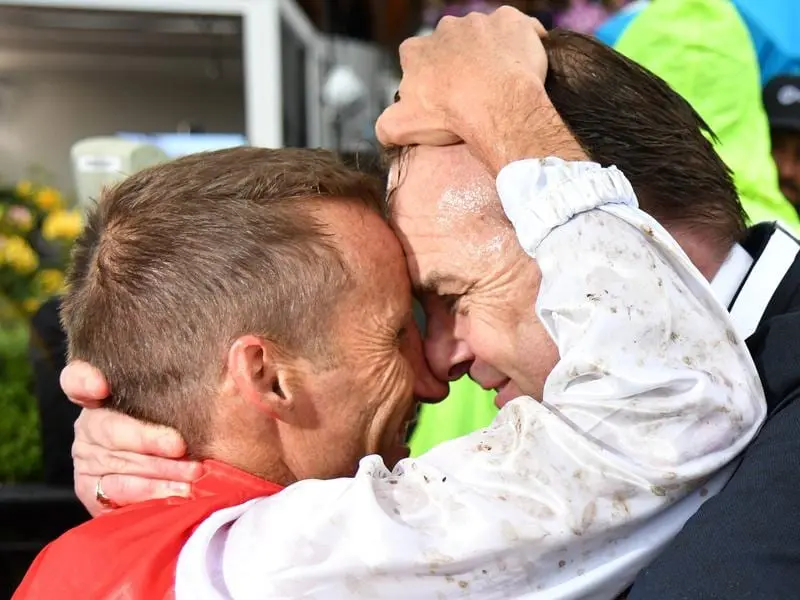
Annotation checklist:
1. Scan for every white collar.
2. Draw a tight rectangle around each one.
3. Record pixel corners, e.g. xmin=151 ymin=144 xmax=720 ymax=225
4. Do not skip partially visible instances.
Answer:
xmin=710 ymin=243 xmax=753 ymax=308
xmin=712 ymin=227 xmax=800 ymax=339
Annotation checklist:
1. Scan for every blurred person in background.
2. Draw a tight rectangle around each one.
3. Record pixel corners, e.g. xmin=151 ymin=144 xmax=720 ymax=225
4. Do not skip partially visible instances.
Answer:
xmin=764 ymin=75 xmax=800 ymax=210
xmin=419 ymin=1 xmax=633 ymax=34
xmin=407 ymin=376 xmax=496 ymax=455
xmin=554 ymin=0 xmax=631 ymax=34
xmin=597 ymin=0 xmax=799 ymax=87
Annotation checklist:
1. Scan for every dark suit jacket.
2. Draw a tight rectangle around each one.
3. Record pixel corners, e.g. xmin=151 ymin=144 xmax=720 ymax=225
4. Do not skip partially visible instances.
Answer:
xmin=629 ymin=223 xmax=800 ymax=599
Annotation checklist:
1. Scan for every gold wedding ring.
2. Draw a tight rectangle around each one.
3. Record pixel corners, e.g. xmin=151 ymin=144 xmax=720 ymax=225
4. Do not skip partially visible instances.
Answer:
xmin=95 ymin=476 xmax=118 ymax=510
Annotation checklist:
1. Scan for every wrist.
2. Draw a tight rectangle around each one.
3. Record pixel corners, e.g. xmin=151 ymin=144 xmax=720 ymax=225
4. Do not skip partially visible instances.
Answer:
xmin=468 ymin=79 xmax=587 ymax=175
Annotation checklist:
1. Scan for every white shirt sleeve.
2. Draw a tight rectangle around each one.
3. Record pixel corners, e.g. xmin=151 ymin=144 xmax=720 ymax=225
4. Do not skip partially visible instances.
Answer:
xmin=175 ymin=159 xmax=766 ymax=600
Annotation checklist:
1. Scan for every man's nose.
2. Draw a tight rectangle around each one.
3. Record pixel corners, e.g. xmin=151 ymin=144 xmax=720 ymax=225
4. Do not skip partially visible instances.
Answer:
xmin=406 ymin=324 xmax=449 ymax=403
xmin=424 ymin=325 xmax=475 ymax=382
xmin=413 ymin=363 xmax=449 ymax=404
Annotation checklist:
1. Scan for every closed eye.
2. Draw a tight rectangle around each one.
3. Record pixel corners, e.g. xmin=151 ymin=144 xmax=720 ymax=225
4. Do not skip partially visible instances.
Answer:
xmin=395 ymin=325 xmax=408 ymax=342
xmin=440 ymin=294 xmax=460 ymax=314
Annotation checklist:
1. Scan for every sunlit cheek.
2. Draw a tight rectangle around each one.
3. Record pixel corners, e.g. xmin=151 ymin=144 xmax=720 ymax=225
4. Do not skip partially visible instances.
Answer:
xmin=462 ymin=309 xmax=512 ymax=366
xmin=399 ymin=333 xmax=423 ymax=391
xmin=404 ymin=328 xmax=432 ymax=381
xmin=358 ymin=343 xmax=415 ymax=405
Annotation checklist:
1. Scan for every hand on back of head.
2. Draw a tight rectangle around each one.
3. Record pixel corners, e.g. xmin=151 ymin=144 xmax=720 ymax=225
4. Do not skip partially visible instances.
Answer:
xmin=376 ymin=6 xmax=552 ymax=172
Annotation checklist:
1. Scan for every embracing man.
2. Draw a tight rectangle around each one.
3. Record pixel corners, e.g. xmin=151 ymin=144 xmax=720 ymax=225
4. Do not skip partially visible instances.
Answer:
xmin=15 ymin=11 xmax=765 ymax=600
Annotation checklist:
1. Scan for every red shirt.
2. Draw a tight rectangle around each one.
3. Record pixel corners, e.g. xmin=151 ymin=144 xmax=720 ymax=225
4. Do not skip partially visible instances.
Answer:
xmin=14 ymin=460 xmax=283 ymax=600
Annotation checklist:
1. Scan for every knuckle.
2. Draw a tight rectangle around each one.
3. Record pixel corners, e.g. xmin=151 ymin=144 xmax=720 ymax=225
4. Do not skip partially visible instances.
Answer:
xmin=438 ymin=15 xmax=457 ymax=29
xmin=105 ymin=452 xmax=131 ymax=475
xmin=73 ymin=470 xmax=86 ymax=497
xmin=398 ymin=38 xmax=424 ymax=64
xmin=398 ymin=37 xmax=417 ymax=55
xmin=71 ymin=439 xmax=86 ymax=461
xmin=495 ymin=5 xmax=520 ymax=18
xmin=73 ymin=411 xmax=86 ymax=438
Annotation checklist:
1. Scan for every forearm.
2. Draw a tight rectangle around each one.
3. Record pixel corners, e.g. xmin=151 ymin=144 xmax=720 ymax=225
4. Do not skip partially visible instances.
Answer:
xmin=472 ymin=81 xmax=587 ymax=174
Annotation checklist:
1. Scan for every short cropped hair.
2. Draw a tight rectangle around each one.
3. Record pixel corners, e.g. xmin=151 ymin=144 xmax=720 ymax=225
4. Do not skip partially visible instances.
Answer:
xmin=62 ymin=147 xmax=383 ymax=455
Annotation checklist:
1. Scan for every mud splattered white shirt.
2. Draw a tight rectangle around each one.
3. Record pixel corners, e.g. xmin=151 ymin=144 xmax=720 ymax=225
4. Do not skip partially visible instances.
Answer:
xmin=175 ymin=158 xmax=766 ymax=600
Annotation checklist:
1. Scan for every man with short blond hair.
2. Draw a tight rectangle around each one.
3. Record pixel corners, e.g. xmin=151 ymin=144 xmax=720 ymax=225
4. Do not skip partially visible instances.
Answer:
xmin=15 ymin=146 xmax=450 ymax=598
xmin=63 ymin=147 xmax=386 ymax=466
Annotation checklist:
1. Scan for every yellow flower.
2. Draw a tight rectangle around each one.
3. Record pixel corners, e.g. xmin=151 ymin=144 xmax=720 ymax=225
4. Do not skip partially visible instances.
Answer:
xmin=15 ymin=180 xmax=33 ymax=198
xmin=34 ymin=186 xmax=63 ymax=211
xmin=22 ymin=298 xmax=41 ymax=314
xmin=36 ymin=268 xmax=65 ymax=295
xmin=1 ymin=235 xmax=38 ymax=274
xmin=42 ymin=209 xmax=83 ymax=241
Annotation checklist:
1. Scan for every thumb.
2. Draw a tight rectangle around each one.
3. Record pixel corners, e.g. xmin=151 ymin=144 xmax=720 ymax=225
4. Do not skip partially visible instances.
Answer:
xmin=60 ymin=361 xmax=111 ymax=408
xmin=376 ymin=102 xmax=460 ymax=148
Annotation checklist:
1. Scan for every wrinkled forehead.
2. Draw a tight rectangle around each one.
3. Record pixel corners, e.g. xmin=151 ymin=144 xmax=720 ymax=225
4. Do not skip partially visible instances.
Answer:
xmin=386 ymin=145 xmax=515 ymax=291
xmin=387 ymin=145 xmax=498 ymax=223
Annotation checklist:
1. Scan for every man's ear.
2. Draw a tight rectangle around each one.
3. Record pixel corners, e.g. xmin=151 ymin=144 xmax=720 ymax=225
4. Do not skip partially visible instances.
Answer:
xmin=225 ymin=335 xmax=299 ymax=422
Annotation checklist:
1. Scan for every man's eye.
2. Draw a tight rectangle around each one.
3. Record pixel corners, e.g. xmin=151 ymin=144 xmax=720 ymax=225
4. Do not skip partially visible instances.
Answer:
xmin=395 ymin=325 xmax=408 ymax=343
xmin=440 ymin=294 xmax=460 ymax=313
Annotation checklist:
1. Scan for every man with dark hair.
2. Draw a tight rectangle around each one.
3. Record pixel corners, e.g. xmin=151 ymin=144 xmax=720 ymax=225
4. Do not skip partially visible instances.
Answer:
xmin=543 ymin=33 xmax=800 ymax=600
